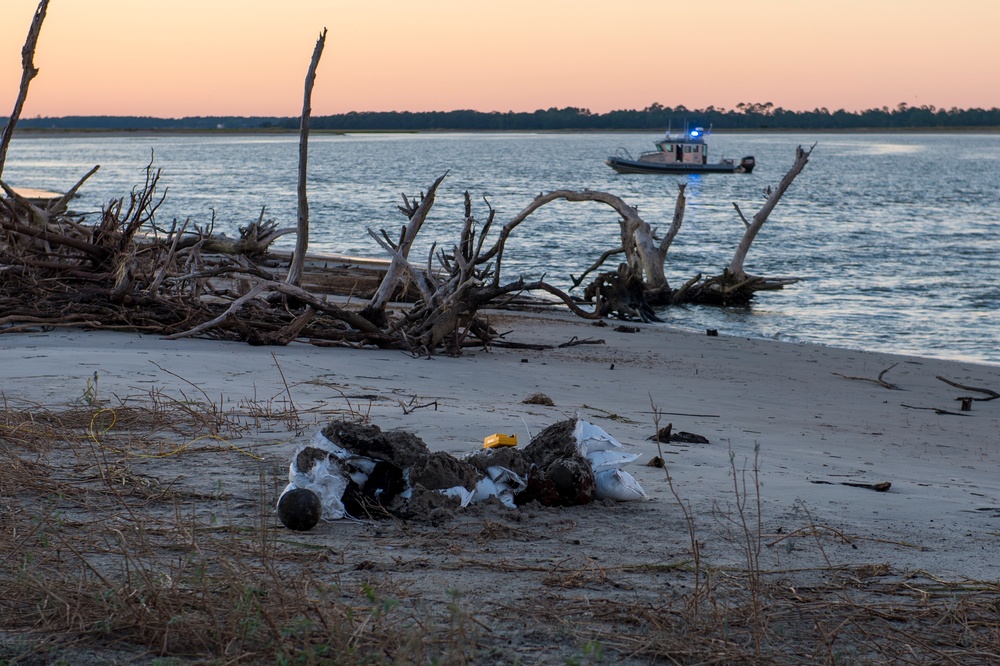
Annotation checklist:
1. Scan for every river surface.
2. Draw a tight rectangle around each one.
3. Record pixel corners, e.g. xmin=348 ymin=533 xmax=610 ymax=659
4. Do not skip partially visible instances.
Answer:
xmin=5 ymin=131 xmax=999 ymax=365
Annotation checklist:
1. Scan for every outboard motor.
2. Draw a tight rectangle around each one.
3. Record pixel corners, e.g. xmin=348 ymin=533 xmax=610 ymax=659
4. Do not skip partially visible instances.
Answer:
xmin=738 ymin=156 xmax=756 ymax=173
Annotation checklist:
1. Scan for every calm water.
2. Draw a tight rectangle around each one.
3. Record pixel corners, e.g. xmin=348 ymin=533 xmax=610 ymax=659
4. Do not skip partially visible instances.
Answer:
xmin=5 ymin=131 xmax=1000 ymax=365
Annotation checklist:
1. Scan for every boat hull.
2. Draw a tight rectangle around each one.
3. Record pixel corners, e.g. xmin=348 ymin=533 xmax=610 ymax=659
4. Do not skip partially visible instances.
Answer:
xmin=605 ymin=156 xmax=754 ymax=175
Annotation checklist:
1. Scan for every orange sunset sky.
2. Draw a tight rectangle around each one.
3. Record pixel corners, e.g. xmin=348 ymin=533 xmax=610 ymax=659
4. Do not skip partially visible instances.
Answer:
xmin=2 ymin=1 xmax=999 ymax=119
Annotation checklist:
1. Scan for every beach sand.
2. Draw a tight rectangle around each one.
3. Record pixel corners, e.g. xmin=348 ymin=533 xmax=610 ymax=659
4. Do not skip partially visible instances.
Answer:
xmin=3 ymin=311 xmax=999 ymax=662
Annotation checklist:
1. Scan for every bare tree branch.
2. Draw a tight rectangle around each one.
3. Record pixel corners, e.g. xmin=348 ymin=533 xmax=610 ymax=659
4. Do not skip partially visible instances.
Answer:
xmin=0 ymin=0 xmax=48 ymax=181
xmin=362 ymin=173 xmax=447 ymax=324
xmin=286 ymin=27 xmax=327 ymax=287
xmin=727 ymin=144 xmax=813 ymax=280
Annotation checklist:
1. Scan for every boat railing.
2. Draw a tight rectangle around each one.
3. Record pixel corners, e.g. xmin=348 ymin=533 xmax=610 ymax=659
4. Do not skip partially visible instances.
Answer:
xmin=613 ymin=147 xmax=634 ymax=160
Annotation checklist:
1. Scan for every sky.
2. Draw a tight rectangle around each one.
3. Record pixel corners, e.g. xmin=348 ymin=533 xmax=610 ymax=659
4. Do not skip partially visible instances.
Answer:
xmin=2 ymin=0 xmax=999 ymax=118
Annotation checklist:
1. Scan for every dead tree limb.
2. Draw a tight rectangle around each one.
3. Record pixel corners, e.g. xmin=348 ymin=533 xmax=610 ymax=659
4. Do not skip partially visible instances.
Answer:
xmin=163 ymin=284 xmax=269 ymax=340
xmin=0 ymin=214 xmax=106 ymax=261
xmin=49 ymin=165 xmax=100 ymax=215
xmin=249 ymin=306 xmax=316 ymax=346
xmin=163 ymin=277 xmax=381 ymax=342
xmin=361 ymin=173 xmax=447 ymax=326
xmin=661 ymin=183 xmax=687 ymax=258
xmin=397 ymin=276 xmax=600 ymax=354
xmin=366 ymin=227 xmax=435 ymax=302
xmin=935 ymin=376 xmax=999 ymax=401
xmin=286 ymin=28 xmax=327 ymax=288
xmin=570 ymin=246 xmax=625 ymax=289
xmin=663 ymin=145 xmax=812 ymax=306
xmin=0 ymin=0 xmax=48 ymax=181
xmin=727 ymin=144 xmax=813 ymax=281
xmin=901 ymin=404 xmax=969 ymax=417
xmin=832 ymin=363 xmax=901 ymax=390
xmin=488 ymin=189 xmax=676 ymax=291
xmin=2 ymin=166 xmax=101 ymax=227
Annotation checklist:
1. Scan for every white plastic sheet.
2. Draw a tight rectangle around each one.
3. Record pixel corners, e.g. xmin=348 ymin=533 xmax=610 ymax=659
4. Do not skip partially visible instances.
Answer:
xmin=573 ymin=419 xmax=625 ymax=457
xmin=574 ymin=418 xmax=647 ymax=501
xmin=468 ymin=465 xmax=529 ymax=508
xmin=594 ymin=468 xmax=647 ymax=501
xmin=283 ymin=446 xmax=350 ymax=520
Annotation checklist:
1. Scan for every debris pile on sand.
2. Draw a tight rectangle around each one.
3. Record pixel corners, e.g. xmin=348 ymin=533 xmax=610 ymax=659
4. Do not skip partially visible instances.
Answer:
xmin=276 ymin=417 xmax=646 ymax=530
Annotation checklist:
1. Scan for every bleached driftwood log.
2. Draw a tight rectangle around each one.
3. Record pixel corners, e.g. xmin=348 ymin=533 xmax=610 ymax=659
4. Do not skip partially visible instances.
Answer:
xmin=494 ymin=146 xmax=812 ymax=312
xmin=684 ymin=144 xmax=814 ymax=305
xmin=285 ymin=28 xmax=327 ymax=287
xmin=728 ymin=144 xmax=812 ymax=281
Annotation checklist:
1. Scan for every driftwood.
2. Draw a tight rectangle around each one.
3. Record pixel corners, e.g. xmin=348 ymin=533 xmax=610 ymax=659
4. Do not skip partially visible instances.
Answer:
xmin=0 ymin=5 xmax=820 ymax=355
xmin=286 ymin=28 xmax=326 ymax=288
xmin=485 ymin=146 xmax=812 ymax=317
xmin=832 ymin=363 xmax=901 ymax=390
xmin=359 ymin=174 xmax=447 ymax=327
xmin=728 ymin=145 xmax=813 ymax=281
xmin=900 ymin=404 xmax=970 ymax=417
xmin=935 ymin=376 xmax=999 ymax=401
xmin=0 ymin=0 xmax=48 ymax=181
xmin=359 ymin=184 xmax=602 ymax=354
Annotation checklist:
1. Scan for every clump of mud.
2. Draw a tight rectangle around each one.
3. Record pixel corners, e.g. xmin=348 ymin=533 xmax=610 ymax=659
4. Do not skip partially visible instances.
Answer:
xmin=521 ymin=419 xmax=577 ymax=468
xmin=295 ymin=446 xmax=331 ymax=474
xmin=466 ymin=446 xmax=531 ymax=479
xmin=517 ymin=419 xmax=595 ymax=507
xmin=410 ymin=451 xmax=479 ymax=491
xmin=390 ymin=488 xmax=462 ymax=525
xmin=323 ymin=421 xmax=430 ymax=468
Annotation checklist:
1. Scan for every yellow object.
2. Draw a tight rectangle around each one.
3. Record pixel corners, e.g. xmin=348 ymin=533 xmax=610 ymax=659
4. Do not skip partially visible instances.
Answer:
xmin=483 ymin=433 xmax=518 ymax=449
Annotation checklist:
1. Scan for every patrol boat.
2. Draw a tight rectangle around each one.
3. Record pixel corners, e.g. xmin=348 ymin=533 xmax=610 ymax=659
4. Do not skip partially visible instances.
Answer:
xmin=606 ymin=126 xmax=755 ymax=174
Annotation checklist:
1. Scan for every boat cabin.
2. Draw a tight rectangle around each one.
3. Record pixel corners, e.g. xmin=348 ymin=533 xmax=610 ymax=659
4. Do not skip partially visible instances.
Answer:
xmin=653 ymin=127 xmax=710 ymax=165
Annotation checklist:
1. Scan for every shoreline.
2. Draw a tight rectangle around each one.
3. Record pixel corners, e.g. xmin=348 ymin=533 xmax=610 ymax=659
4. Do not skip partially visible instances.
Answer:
xmin=4 ymin=310 xmax=999 ymax=579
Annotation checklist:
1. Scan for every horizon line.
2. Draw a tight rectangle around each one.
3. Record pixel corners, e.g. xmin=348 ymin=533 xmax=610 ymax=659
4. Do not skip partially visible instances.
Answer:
xmin=13 ymin=102 xmax=1000 ymax=121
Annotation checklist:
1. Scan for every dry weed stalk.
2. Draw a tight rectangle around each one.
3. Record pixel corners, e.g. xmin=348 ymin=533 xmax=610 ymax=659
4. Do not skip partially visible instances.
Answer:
xmin=648 ymin=398 xmax=706 ymax=616
xmin=632 ymin=397 xmax=1000 ymax=665
xmin=0 ymin=389 xmax=490 ymax=664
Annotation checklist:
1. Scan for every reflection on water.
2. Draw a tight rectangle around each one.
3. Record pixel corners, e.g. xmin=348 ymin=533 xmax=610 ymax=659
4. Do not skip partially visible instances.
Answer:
xmin=864 ymin=143 xmax=926 ymax=155
xmin=4 ymin=132 xmax=1000 ymax=364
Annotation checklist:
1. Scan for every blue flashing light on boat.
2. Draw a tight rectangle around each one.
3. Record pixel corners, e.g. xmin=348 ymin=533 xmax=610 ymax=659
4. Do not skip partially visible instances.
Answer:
xmin=689 ymin=129 xmax=701 ymax=137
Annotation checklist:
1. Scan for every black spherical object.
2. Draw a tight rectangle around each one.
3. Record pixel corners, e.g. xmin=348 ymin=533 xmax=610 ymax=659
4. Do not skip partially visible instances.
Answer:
xmin=277 ymin=487 xmax=322 ymax=531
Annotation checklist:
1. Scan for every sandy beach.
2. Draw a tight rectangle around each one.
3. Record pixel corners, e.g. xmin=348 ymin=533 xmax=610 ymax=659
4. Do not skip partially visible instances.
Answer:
xmin=3 ymin=311 xmax=1000 ymax=663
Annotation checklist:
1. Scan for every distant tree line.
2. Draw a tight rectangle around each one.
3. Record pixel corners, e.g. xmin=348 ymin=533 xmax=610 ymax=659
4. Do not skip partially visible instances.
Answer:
xmin=10 ymin=116 xmax=288 ymax=130
xmin=9 ymin=103 xmax=1000 ymax=132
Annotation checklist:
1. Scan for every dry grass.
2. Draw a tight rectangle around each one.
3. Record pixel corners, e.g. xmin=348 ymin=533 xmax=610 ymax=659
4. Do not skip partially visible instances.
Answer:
xmin=2 ymin=391 xmax=1000 ymax=665
xmin=0 ymin=390 xmax=462 ymax=665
